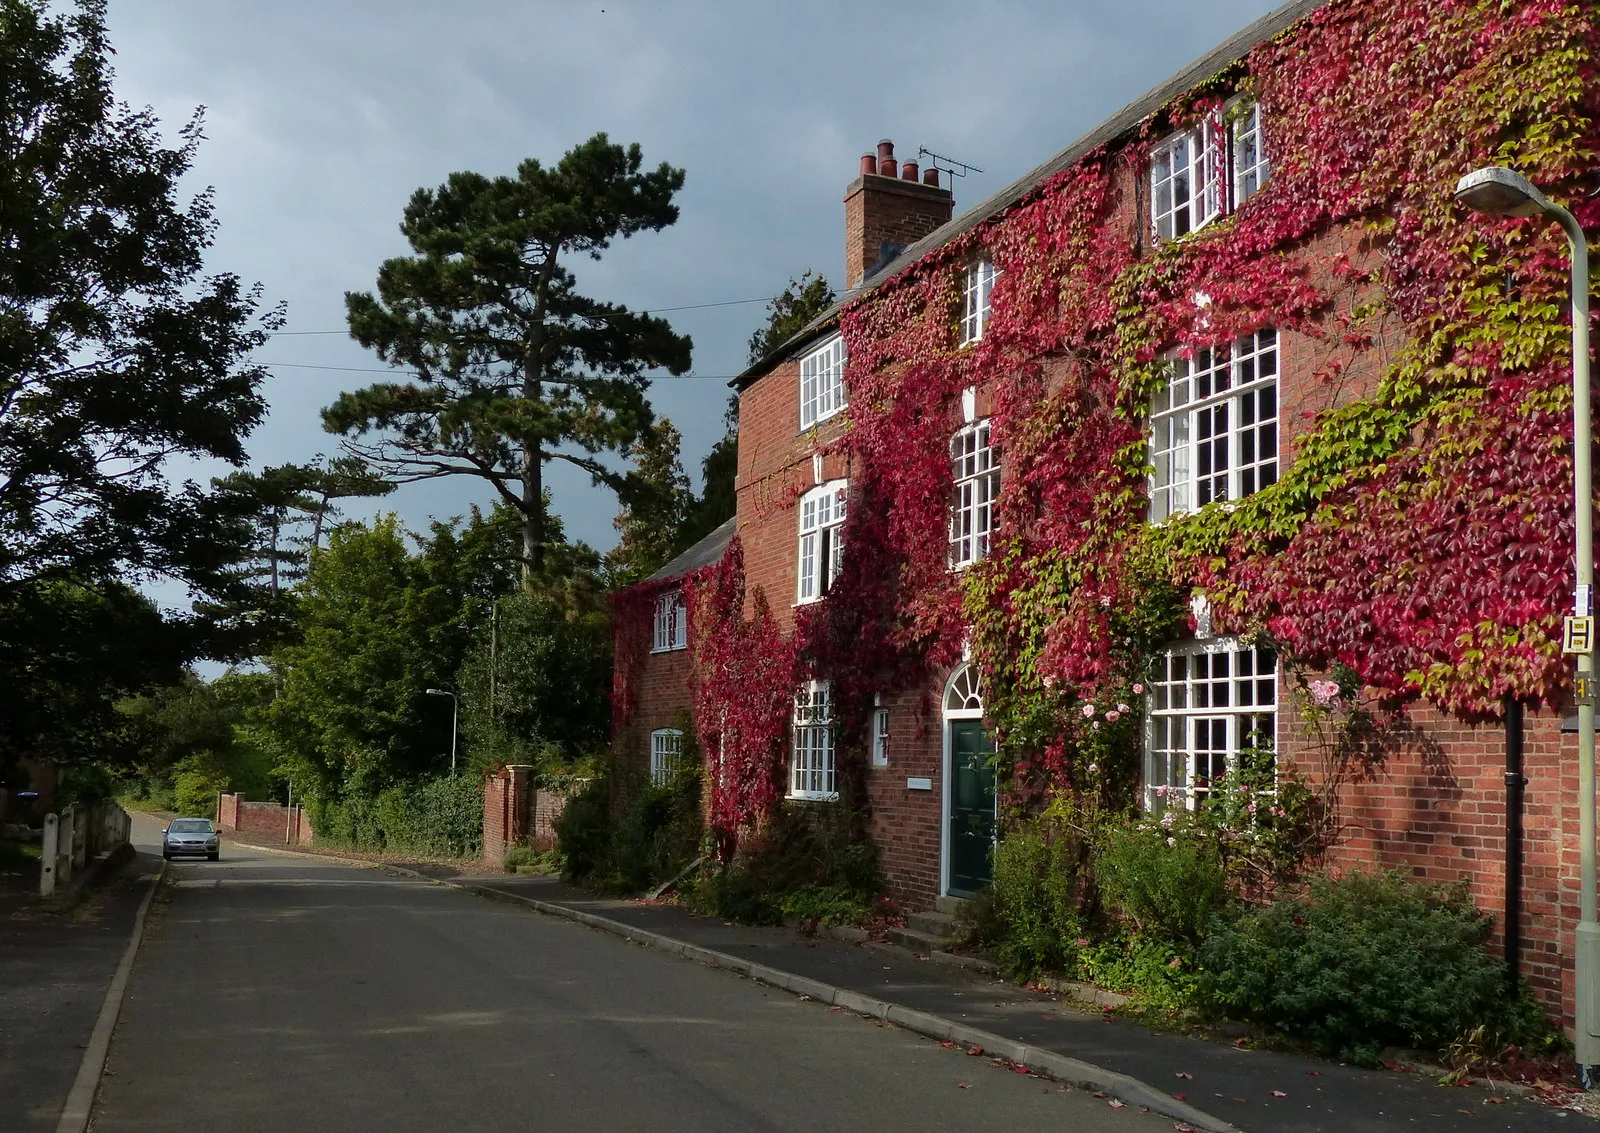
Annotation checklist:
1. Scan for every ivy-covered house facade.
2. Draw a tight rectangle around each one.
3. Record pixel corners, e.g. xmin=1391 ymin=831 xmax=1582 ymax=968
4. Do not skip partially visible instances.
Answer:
xmin=610 ymin=0 xmax=1600 ymax=1023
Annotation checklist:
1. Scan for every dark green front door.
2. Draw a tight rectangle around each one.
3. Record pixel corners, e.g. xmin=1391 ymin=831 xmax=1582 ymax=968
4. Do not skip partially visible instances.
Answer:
xmin=947 ymin=719 xmax=996 ymax=897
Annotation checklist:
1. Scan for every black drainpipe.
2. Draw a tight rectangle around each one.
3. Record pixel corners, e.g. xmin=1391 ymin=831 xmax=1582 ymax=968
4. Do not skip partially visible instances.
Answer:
xmin=1504 ymin=695 xmax=1527 ymax=992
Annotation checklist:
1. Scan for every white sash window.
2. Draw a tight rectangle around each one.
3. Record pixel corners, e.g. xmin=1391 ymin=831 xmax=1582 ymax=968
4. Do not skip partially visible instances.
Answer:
xmin=1145 ymin=639 xmax=1276 ymax=811
xmin=790 ymin=681 xmax=837 ymax=800
xmin=799 ymin=335 xmax=847 ymax=429
xmin=797 ymin=480 xmax=848 ymax=603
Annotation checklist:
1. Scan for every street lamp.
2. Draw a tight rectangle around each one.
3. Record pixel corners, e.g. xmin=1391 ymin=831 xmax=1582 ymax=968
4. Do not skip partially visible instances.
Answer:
xmin=1456 ymin=165 xmax=1594 ymax=1085
xmin=425 ymin=688 xmax=459 ymax=775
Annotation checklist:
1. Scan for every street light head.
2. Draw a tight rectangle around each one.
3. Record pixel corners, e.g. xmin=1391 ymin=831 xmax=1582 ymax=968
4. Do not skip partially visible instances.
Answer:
xmin=1455 ymin=166 xmax=1552 ymax=219
xmin=425 ymin=688 xmax=451 ymax=697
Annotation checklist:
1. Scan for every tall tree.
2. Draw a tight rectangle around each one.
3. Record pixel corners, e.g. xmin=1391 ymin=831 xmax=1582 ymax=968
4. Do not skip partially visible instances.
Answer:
xmin=326 ymin=133 xmax=693 ymax=584
xmin=0 ymin=0 xmax=278 ymax=598
xmin=603 ymin=418 xmax=693 ymax=585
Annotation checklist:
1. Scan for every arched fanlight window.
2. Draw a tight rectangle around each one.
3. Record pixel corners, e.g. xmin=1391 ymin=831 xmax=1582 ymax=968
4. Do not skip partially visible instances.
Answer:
xmin=944 ymin=665 xmax=983 ymax=715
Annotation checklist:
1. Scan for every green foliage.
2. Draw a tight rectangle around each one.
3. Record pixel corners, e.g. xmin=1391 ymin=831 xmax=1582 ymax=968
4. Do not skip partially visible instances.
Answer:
xmin=0 ymin=0 xmax=278 ymax=592
xmin=552 ymin=777 xmax=614 ymax=884
xmin=986 ymin=817 xmax=1088 ymax=976
xmin=1096 ymin=821 xmax=1229 ymax=945
xmin=501 ymin=843 xmax=560 ymax=874
xmin=1075 ymin=933 xmax=1201 ymax=1016
xmin=746 ymin=270 xmax=836 ymax=365
xmin=1200 ymin=871 xmax=1531 ymax=1063
xmin=0 ymin=580 xmax=189 ymax=771
xmin=329 ymin=132 xmax=693 ymax=579
xmin=604 ymin=419 xmax=695 ymax=586
xmin=312 ymin=775 xmax=482 ymax=857
xmin=258 ymin=516 xmax=470 ymax=796
xmin=683 ymin=805 xmax=881 ymax=925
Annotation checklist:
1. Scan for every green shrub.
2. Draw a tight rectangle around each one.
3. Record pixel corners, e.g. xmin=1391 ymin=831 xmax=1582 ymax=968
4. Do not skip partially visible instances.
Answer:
xmin=1076 ymin=933 xmax=1201 ymax=1015
xmin=1200 ymin=870 xmax=1527 ymax=1063
xmin=682 ymin=803 xmax=881 ymax=925
xmin=1095 ymin=822 xmax=1229 ymax=945
xmin=988 ymin=816 xmax=1086 ymax=976
xmin=312 ymin=775 xmax=482 ymax=857
xmin=502 ymin=842 xmax=559 ymax=874
xmin=554 ymin=778 xmax=614 ymax=883
xmin=600 ymin=766 xmax=704 ymax=893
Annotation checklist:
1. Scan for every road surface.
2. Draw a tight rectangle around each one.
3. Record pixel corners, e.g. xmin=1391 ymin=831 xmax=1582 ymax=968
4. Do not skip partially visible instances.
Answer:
xmin=90 ymin=814 xmax=1167 ymax=1132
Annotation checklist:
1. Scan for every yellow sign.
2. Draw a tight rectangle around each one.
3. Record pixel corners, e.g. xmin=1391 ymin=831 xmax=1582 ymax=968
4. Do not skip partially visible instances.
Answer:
xmin=1565 ymin=616 xmax=1595 ymax=655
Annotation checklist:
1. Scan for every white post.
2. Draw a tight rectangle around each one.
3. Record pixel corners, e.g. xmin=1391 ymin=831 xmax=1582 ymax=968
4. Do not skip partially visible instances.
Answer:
xmin=40 ymin=813 xmax=58 ymax=898
xmin=55 ymin=807 xmax=72 ymax=886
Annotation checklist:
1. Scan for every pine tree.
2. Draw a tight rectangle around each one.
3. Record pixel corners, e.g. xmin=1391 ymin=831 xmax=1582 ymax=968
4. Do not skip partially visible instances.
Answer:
xmin=603 ymin=418 xmax=693 ymax=585
xmin=325 ymin=133 xmax=693 ymax=585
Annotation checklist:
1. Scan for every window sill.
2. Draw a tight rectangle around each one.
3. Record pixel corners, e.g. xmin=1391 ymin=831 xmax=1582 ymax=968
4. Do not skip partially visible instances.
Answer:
xmin=787 ymin=792 xmax=839 ymax=803
xmin=799 ymin=405 xmax=847 ymax=435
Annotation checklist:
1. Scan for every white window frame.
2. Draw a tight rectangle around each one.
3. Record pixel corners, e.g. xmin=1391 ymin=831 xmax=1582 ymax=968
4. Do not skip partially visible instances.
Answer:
xmin=1151 ymin=101 xmax=1269 ymax=241
xmin=651 ymin=590 xmax=687 ymax=652
xmin=949 ymin=420 xmax=1000 ymax=568
xmin=1231 ymin=101 xmax=1269 ymax=208
xmin=790 ymin=680 xmax=837 ymax=800
xmin=799 ymin=335 xmax=847 ymax=430
xmin=1145 ymin=638 xmax=1276 ymax=812
xmin=960 ymin=260 xmax=998 ymax=345
xmin=1148 ymin=328 xmax=1279 ymax=522
xmin=871 ymin=694 xmax=890 ymax=768
xmin=650 ymin=728 xmax=685 ymax=786
xmin=796 ymin=479 xmax=848 ymax=604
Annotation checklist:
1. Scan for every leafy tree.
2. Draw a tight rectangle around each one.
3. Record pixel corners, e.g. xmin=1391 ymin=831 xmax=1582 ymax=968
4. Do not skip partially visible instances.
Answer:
xmin=257 ymin=517 xmax=462 ymax=798
xmin=119 ymin=670 xmax=276 ymax=811
xmin=326 ymin=133 xmax=693 ymax=583
xmin=456 ymin=589 xmax=612 ymax=777
xmin=603 ymin=418 xmax=693 ymax=585
xmin=0 ymin=0 xmax=278 ymax=598
xmin=746 ymin=270 xmax=835 ymax=365
xmin=0 ymin=579 xmax=190 ymax=770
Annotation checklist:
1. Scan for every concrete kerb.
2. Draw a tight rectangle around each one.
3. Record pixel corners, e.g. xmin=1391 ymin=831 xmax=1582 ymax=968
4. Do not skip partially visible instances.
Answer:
xmin=55 ymin=858 xmax=166 ymax=1133
xmin=221 ymin=840 xmax=1238 ymax=1133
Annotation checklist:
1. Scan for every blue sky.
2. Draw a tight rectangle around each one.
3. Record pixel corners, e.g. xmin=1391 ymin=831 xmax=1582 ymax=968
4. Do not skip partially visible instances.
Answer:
xmin=104 ymin=0 xmax=1285 ymax=565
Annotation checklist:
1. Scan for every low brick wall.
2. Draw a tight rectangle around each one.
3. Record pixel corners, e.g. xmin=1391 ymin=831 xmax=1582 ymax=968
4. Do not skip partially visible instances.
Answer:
xmin=482 ymin=767 xmax=567 ymax=865
xmin=216 ymin=794 xmax=313 ymax=846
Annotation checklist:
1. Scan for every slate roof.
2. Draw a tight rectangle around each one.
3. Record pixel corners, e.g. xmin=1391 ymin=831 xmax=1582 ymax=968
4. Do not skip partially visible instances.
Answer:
xmin=731 ymin=0 xmax=1329 ymax=390
xmin=644 ymin=516 xmax=736 ymax=584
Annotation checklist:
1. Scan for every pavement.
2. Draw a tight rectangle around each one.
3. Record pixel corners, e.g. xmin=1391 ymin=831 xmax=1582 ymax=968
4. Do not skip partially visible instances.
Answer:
xmin=0 ymin=835 xmax=156 ymax=1132
xmin=89 ymin=815 xmax=1174 ymax=1132
xmin=407 ymin=866 xmax=1595 ymax=1133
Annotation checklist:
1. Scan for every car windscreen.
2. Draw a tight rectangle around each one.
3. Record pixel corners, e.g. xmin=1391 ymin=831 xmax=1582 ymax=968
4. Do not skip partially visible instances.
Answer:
xmin=169 ymin=819 xmax=213 ymax=833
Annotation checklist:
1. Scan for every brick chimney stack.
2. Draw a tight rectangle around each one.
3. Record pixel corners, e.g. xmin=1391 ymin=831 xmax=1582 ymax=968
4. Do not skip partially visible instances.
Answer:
xmin=843 ymin=140 xmax=954 ymax=289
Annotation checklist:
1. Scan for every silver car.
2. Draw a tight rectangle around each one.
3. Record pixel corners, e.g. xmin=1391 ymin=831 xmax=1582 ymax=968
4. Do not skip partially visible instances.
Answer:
xmin=163 ymin=818 xmax=220 ymax=861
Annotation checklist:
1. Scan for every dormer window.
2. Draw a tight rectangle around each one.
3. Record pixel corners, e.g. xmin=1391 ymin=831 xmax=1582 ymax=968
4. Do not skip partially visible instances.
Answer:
xmin=1151 ymin=102 xmax=1270 ymax=241
xmin=799 ymin=335 xmax=847 ymax=430
xmin=960 ymin=260 xmax=998 ymax=345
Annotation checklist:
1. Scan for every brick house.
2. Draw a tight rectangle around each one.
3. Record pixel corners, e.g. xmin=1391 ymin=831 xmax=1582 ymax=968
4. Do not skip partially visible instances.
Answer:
xmin=610 ymin=0 xmax=1600 ymax=1026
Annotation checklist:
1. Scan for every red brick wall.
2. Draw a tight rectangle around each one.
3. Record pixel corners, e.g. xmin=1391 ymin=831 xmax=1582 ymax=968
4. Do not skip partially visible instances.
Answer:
xmin=216 ymin=795 xmax=313 ymax=846
xmin=865 ymin=683 xmax=945 ymax=907
xmin=482 ymin=766 xmax=569 ymax=865
xmin=844 ymin=164 xmax=954 ymax=289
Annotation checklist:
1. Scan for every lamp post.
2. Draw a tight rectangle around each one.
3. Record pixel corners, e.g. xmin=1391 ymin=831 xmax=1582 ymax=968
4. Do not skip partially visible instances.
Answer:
xmin=1455 ymin=166 xmax=1594 ymax=1085
xmin=425 ymin=688 xmax=459 ymax=775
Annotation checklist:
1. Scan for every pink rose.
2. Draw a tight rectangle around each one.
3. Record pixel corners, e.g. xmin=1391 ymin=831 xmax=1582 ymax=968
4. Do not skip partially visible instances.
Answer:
xmin=1105 ymin=709 xmax=1121 ymax=722
xmin=1087 ymin=762 xmax=1099 ymax=773
xmin=1116 ymin=703 xmax=1130 ymax=714
xmin=1132 ymin=683 xmax=1145 ymax=695
xmin=1081 ymin=703 xmax=1096 ymax=718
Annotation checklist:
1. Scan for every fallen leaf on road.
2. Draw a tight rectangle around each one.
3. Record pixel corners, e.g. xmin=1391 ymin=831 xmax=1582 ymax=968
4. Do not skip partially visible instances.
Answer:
xmin=1092 ymin=1091 xmax=1108 ymax=1098
xmin=1305 ymin=1070 xmax=1323 ymax=1077
xmin=1108 ymin=1099 xmax=1126 ymax=1108
xmin=940 ymin=1040 xmax=958 ymax=1049
xmin=956 ymin=1082 xmax=971 ymax=1090
xmin=1175 ymin=1125 xmax=1198 ymax=1132
xmin=1175 ymin=1071 xmax=1193 ymax=1079
xmin=1173 ymin=1093 xmax=1187 ymax=1101
xmin=829 ymin=1006 xmax=842 ymax=1013
xmin=1489 ymin=1097 xmax=1506 ymax=1104
xmin=1272 ymin=1090 xmax=1287 ymax=1097
xmin=1458 ymin=1109 xmax=1474 ymax=1116
xmin=1233 ymin=1097 xmax=1247 ymax=1103
xmin=967 ymin=1045 xmax=984 ymax=1056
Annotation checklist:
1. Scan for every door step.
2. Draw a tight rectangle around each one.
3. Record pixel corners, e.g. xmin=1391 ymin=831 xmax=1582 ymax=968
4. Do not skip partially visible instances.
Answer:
xmin=934 ymin=894 xmax=970 ymax=917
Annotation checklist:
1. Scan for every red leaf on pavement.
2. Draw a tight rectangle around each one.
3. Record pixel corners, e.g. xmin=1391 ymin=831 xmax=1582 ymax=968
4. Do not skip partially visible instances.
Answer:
xmin=956 ymin=1082 xmax=971 ymax=1090
xmin=967 ymin=1045 xmax=984 ymax=1056
xmin=1305 ymin=1070 xmax=1323 ymax=1077
xmin=1173 ymin=1093 xmax=1187 ymax=1101
xmin=1108 ymin=1099 xmax=1126 ymax=1109
xmin=939 ymin=1040 xmax=957 ymax=1049
xmin=1272 ymin=1090 xmax=1288 ymax=1097
xmin=1175 ymin=1071 xmax=1194 ymax=1079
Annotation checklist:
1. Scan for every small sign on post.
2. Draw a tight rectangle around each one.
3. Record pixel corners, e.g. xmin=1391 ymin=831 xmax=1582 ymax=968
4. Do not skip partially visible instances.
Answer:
xmin=1566 ymin=616 xmax=1595 ymax=655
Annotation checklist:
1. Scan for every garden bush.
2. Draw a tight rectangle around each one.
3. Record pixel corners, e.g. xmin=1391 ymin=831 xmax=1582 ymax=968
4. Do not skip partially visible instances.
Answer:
xmin=599 ymin=765 xmax=704 ymax=893
xmin=1200 ymin=870 xmax=1531 ymax=1063
xmin=1095 ymin=821 xmax=1229 ymax=945
xmin=311 ymin=775 xmax=483 ymax=857
xmin=553 ymin=777 xmax=613 ymax=884
xmin=987 ymin=816 xmax=1087 ymax=976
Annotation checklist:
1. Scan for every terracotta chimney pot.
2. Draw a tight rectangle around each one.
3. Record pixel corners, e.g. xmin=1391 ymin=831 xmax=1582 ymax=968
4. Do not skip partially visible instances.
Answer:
xmin=901 ymin=161 xmax=919 ymax=182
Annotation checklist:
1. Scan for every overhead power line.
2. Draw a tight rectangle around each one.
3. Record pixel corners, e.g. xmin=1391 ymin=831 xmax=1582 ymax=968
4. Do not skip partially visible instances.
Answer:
xmin=266 ymin=293 xmax=782 ymax=337
xmin=257 ymin=359 xmax=734 ymax=381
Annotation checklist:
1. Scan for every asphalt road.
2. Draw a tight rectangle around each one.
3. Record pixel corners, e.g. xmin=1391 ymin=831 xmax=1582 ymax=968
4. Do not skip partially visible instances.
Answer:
xmin=90 ymin=816 xmax=1169 ymax=1132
